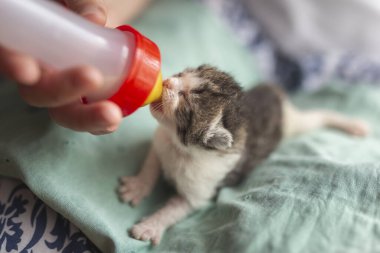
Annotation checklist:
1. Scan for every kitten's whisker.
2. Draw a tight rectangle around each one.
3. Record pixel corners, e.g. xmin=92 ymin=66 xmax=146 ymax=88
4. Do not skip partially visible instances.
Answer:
xmin=152 ymin=102 xmax=162 ymax=108
xmin=152 ymin=106 xmax=162 ymax=112
xmin=152 ymin=103 xmax=161 ymax=108
xmin=169 ymin=92 xmax=176 ymax=99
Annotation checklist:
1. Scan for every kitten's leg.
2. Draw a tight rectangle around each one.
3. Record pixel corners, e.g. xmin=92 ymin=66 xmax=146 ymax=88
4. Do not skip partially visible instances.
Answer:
xmin=130 ymin=195 xmax=192 ymax=245
xmin=283 ymin=101 xmax=370 ymax=138
xmin=118 ymin=145 xmax=161 ymax=206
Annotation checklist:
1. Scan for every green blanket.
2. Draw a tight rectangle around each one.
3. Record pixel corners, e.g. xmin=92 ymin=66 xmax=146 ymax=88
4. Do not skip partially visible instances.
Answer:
xmin=2 ymin=0 xmax=380 ymax=252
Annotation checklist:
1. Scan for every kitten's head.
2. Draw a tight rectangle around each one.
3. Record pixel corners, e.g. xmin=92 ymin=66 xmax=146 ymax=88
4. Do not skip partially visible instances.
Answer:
xmin=150 ymin=65 xmax=244 ymax=150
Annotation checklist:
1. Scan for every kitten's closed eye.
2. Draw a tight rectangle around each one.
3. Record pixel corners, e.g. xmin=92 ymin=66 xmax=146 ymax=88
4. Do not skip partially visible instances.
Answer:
xmin=191 ymin=88 xmax=206 ymax=95
xmin=173 ymin=72 xmax=184 ymax=78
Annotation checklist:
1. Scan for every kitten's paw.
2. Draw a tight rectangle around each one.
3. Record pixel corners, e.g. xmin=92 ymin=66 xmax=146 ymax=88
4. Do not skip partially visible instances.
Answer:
xmin=344 ymin=120 xmax=370 ymax=137
xmin=130 ymin=221 xmax=164 ymax=246
xmin=118 ymin=176 xmax=151 ymax=206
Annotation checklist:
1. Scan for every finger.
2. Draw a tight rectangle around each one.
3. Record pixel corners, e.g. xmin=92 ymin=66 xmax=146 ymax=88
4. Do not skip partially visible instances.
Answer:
xmin=0 ymin=46 xmax=40 ymax=85
xmin=49 ymin=100 xmax=122 ymax=134
xmin=64 ymin=0 xmax=107 ymax=25
xmin=18 ymin=66 xmax=102 ymax=108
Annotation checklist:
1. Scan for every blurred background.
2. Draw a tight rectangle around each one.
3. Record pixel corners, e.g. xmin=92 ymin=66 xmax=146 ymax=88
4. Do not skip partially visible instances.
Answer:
xmin=201 ymin=0 xmax=380 ymax=90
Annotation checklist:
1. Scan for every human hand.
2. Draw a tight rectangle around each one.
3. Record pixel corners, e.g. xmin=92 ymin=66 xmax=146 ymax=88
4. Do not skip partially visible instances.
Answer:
xmin=0 ymin=0 xmax=123 ymax=135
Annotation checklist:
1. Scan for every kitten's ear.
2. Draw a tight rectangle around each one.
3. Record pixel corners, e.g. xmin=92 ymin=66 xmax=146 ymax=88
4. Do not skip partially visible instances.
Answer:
xmin=203 ymin=126 xmax=233 ymax=150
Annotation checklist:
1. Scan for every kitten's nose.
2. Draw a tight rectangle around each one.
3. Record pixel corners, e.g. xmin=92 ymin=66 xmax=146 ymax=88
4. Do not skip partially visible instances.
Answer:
xmin=163 ymin=78 xmax=180 ymax=90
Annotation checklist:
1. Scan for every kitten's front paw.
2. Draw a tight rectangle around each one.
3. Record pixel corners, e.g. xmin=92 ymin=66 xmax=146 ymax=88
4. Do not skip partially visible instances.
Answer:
xmin=130 ymin=221 xmax=164 ymax=246
xmin=118 ymin=176 xmax=151 ymax=206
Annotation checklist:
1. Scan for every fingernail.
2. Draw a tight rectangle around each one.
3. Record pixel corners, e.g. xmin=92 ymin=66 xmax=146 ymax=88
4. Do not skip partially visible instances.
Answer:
xmin=94 ymin=122 xmax=119 ymax=134
xmin=80 ymin=5 xmax=100 ymax=15
xmin=80 ymin=5 xmax=106 ymax=24
xmin=98 ymin=103 xmax=123 ymax=126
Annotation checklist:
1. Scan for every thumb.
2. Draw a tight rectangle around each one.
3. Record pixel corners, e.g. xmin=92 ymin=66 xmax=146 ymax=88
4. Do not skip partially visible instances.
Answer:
xmin=63 ymin=0 xmax=107 ymax=26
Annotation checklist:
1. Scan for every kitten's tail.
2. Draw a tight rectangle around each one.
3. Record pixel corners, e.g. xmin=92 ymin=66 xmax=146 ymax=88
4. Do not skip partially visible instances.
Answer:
xmin=282 ymin=101 xmax=370 ymax=138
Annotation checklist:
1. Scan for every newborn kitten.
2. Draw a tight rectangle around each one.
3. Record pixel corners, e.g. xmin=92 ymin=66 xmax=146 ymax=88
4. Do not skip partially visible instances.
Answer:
xmin=118 ymin=65 xmax=369 ymax=245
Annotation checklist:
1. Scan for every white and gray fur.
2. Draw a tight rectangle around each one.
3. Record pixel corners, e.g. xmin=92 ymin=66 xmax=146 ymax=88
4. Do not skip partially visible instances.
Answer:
xmin=118 ymin=65 xmax=369 ymax=245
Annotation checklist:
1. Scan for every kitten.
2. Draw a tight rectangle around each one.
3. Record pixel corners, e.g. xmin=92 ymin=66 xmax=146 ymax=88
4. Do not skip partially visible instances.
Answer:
xmin=118 ymin=65 xmax=369 ymax=245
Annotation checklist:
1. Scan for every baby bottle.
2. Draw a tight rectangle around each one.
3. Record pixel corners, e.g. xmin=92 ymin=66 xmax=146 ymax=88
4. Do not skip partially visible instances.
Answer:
xmin=0 ymin=0 xmax=162 ymax=116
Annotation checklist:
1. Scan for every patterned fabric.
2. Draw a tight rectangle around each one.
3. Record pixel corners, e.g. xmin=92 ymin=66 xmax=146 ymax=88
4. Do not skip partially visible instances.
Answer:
xmin=0 ymin=177 xmax=100 ymax=253
xmin=202 ymin=0 xmax=380 ymax=90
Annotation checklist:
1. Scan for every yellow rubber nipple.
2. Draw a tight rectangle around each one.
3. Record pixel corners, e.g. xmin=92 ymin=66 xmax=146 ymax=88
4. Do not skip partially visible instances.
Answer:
xmin=143 ymin=71 xmax=163 ymax=106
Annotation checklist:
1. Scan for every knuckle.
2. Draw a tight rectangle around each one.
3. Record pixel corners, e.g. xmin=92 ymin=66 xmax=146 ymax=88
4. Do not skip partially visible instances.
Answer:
xmin=18 ymin=87 xmax=45 ymax=107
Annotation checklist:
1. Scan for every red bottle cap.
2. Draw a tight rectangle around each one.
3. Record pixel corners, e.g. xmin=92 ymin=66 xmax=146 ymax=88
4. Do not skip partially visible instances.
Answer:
xmin=108 ymin=25 xmax=162 ymax=116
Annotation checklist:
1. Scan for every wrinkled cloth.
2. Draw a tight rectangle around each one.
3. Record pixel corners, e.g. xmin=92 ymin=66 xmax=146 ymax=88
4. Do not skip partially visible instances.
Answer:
xmin=0 ymin=177 xmax=100 ymax=253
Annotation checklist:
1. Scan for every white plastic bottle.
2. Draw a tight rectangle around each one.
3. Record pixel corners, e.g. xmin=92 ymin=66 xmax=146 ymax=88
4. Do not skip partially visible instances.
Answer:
xmin=0 ymin=0 xmax=162 ymax=116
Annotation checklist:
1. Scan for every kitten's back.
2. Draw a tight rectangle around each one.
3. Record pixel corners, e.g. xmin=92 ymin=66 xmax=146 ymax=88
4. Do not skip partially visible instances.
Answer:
xmin=223 ymin=84 xmax=284 ymax=186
